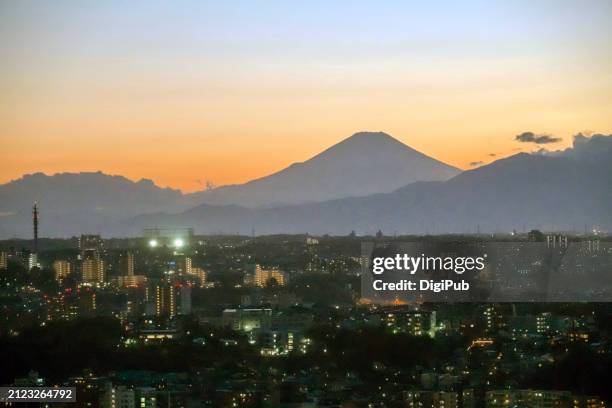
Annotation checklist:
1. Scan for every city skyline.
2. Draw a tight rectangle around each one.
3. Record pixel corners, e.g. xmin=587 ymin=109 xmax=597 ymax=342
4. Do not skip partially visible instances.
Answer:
xmin=1 ymin=3 xmax=611 ymax=406
xmin=2 ymin=1 xmax=612 ymax=191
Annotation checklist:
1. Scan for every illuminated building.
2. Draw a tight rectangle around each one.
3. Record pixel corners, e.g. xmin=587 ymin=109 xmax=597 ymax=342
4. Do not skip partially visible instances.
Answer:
xmin=252 ymin=265 xmax=286 ymax=287
xmin=188 ymin=265 xmax=207 ymax=287
xmin=184 ymin=257 xmax=192 ymax=274
xmin=117 ymin=251 xmax=147 ymax=288
xmin=567 ymin=330 xmax=589 ymax=343
xmin=100 ymin=383 xmax=135 ymax=408
xmin=256 ymin=326 xmax=311 ymax=356
xmin=136 ymin=388 xmax=157 ymax=408
xmin=467 ymin=338 xmax=494 ymax=351
xmin=183 ymin=256 xmax=207 ymax=287
xmin=118 ymin=275 xmax=147 ymax=288
xmin=28 ymin=253 xmax=39 ymax=270
xmin=125 ymin=251 xmax=134 ymax=276
xmin=486 ymin=390 xmax=571 ymax=408
xmin=259 ymin=330 xmax=295 ymax=356
xmin=547 ymin=234 xmax=568 ymax=249
xmin=155 ymin=283 xmax=177 ymax=317
xmin=536 ymin=312 xmax=552 ymax=333
xmin=82 ymin=250 xmax=105 ymax=284
xmin=404 ymin=391 xmax=458 ymax=408
xmin=383 ymin=309 xmax=436 ymax=337
xmin=573 ymin=396 xmax=607 ymax=408
xmin=482 ymin=305 xmax=505 ymax=333
xmin=137 ymin=328 xmax=177 ymax=343
xmin=80 ymin=235 xmax=105 ymax=284
xmin=53 ymin=260 xmax=71 ymax=282
xmin=0 ymin=251 xmax=7 ymax=269
xmin=222 ymin=308 xmax=272 ymax=332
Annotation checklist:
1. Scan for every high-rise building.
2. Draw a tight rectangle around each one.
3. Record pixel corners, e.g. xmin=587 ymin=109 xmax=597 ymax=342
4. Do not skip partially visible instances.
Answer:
xmin=125 ymin=252 xmax=134 ymax=276
xmin=82 ymin=250 xmax=105 ymax=284
xmin=28 ymin=253 xmax=39 ymax=270
xmin=1 ymin=251 xmax=9 ymax=269
xmin=482 ymin=305 xmax=505 ymax=333
xmin=184 ymin=257 xmax=192 ymax=274
xmin=53 ymin=260 xmax=71 ymax=282
xmin=79 ymin=235 xmax=105 ymax=284
xmin=184 ymin=258 xmax=207 ymax=287
xmin=191 ymin=267 xmax=207 ymax=288
xmin=117 ymin=251 xmax=147 ymax=288
xmin=155 ymin=283 xmax=177 ymax=317
xmin=153 ymin=282 xmax=192 ymax=317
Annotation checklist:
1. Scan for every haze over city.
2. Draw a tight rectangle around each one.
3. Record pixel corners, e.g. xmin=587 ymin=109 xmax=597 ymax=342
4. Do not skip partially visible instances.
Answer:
xmin=2 ymin=1 xmax=612 ymax=191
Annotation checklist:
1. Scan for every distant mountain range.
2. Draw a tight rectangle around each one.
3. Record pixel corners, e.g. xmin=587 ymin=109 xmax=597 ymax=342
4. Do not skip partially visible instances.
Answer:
xmin=0 ymin=172 xmax=193 ymax=238
xmin=1 ymin=132 xmax=610 ymax=238
xmin=0 ymin=132 xmax=458 ymax=238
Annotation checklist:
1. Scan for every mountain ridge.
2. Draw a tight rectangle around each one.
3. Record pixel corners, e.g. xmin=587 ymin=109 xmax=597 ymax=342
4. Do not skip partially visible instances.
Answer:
xmin=3 ymin=133 xmax=610 ymax=238
xmin=131 ymin=134 xmax=612 ymax=236
xmin=0 ymin=131 xmax=460 ymax=237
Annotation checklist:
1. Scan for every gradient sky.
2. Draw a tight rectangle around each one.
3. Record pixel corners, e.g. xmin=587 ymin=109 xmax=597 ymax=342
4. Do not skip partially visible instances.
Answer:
xmin=1 ymin=1 xmax=611 ymax=192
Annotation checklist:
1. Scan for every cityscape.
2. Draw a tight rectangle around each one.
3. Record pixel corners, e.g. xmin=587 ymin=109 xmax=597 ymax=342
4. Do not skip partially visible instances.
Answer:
xmin=2 ymin=1 xmax=612 ymax=407
xmin=1 ymin=206 xmax=611 ymax=407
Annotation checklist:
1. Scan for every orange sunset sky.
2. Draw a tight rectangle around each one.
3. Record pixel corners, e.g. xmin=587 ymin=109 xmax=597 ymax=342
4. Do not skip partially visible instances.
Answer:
xmin=1 ymin=1 xmax=611 ymax=192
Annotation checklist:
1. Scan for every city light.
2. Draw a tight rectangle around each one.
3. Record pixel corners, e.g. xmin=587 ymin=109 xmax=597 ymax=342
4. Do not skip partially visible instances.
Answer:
xmin=173 ymin=238 xmax=184 ymax=248
xmin=148 ymin=239 xmax=158 ymax=248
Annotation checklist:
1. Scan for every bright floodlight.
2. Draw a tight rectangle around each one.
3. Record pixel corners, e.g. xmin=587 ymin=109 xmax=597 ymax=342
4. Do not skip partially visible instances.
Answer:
xmin=148 ymin=239 xmax=158 ymax=248
xmin=173 ymin=238 xmax=184 ymax=248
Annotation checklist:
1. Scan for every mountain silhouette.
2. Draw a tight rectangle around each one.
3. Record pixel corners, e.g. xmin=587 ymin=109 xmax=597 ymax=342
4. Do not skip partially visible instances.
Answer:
xmin=2 ymin=133 xmax=610 ymax=238
xmin=188 ymin=131 xmax=460 ymax=207
xmin=0 ymin=172 xmax=191 ymax=238
xmin=0 ymin=131 xmax=460 ymax=237
xmin=132 ymin=134 xmax=612 ymax=236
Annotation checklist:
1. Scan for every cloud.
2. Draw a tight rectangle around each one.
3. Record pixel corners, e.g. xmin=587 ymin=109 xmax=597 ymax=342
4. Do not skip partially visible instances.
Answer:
xmin=469 ymin=161 xmax=483 ymax=167
xmin=562 ymin=133 xmax=612 ymax=160
xmin=533 ymin=133 xmax=612 ymax=160
xmin=515 ymin=131 xmax=561 ymax=144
